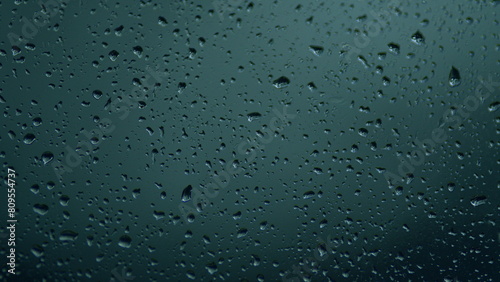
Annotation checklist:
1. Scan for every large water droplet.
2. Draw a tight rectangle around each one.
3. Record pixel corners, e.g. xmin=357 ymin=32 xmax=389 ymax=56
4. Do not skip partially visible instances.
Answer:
xmin=237 ymin=228 xmax=248 ymax=238
xmin=33 ymin=204 xmax=49 ymax=215
xmin=470 ymin=195 xmax=487 ymax=206
xmin=41 ymin=151 xmax=54 ymax=165
xmin=59 ymin=230 xmax=78 ymax=242
xmin=118 ymin=235 xmax=132 ymax=248
xmin=23 ymin=133 xmax=36 ymax=144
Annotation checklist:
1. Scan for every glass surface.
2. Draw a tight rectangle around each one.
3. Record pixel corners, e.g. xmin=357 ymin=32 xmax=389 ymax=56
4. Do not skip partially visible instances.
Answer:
xmin=1 ymin=0 xmax=498 ymax=281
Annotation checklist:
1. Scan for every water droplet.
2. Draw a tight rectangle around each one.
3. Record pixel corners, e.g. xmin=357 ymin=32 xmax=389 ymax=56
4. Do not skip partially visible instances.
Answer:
xmin=309 ymin=45 xmax=324 ymax=56
xmin=188 ymin=48 xmax=197 ymax=59
xmin=487 ymin=101 xmax=499 ymax=112
xmin=237 ymin=228 xmax=248 ymax=238
xmin=23 ymin=133 xmax=36 ymax=144
xmin=132 ymin=46 xmax=143 ymax=58
xmin=31 ymin=245 xmax=45 ymax=257
xmin=11 ymin=46 xmax=21 ymax=56
xmin=313 ymin=167 xmax=323 ymax=174
xmin=272 ymin=76 xmax=290 ymax=89
xmin=205 ymin=262 xmax=218 ymax=274
xmin=46 ymin=181 xmax=55 ymax=190
xmin=186 ymin=270 xmax=196 ymax=280
xmin=307 ymin=82 xmax=317 ymax=91
xmin=41 ymin=151 xmax=54 ymax=165
xmin=114 ymin=25 xmax=124 ymax=36
xmin=448 ymin=66 xmax=461 ymax=87
xmin=303 ymin=191 xmax=315 ymax=199
xmin=358 ymin=128 xmax=369 ymax=137
xmin=260 ymin=221 xmax=268 ymax=230
xmin=470 ymin=195 xmax=487 ymax=206
xmin=59 ymin=230 xmax=78 ymax=242
xmin=232 ymin=211 xmax=242 ymax=220
xmin=158 ymin=16 xmax=168 ymax=26
xmin=247 ymin=112 xmax=262 ymax=122
xmin=178 ymin=82 xmax=187 ymax=93
xmin=410 ymin=31 xmax=425 ymax=45
xmin=388 ymin=43 xmax=400 ymax=54
xmin=395 ymin=186 xmax=403 ymax=196
xmin=319 ymin=219 xmax=328 ymax=228
xmin=33 ymin=204 xmax=49 ymax=215
xmin=108 ymin=50 xmax=119 ymax=61
xmin=447 ymin=182 xmax=456 ymax=192
xmin=153 ymin=210 xmax=165 ymax=220
xmin=181 ymin=185 xmax=193 ymax=202
xmin=32 ymin=117 xmax=42 ymax=126
xmin=92 ymin=90 xmax=103 ymax=100
xmin=60 ymin=195 xmax=70 ymax=206
xmin=118 ymin=235 xmax=132 ymax=248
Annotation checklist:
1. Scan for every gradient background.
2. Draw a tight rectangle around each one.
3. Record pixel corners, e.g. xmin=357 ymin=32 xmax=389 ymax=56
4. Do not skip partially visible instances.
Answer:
xmin=0 ymin=0 xmax=498 ymax=281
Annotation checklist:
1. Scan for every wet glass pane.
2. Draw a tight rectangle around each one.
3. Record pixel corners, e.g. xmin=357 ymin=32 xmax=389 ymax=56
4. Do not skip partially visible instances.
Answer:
xmin=1 ymin=0 xmax=498 ymax=281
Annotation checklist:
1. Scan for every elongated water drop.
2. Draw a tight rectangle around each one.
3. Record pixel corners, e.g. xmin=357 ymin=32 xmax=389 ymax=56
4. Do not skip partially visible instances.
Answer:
xmin=181 ymin=185 xmax=193 ymax=202
xmin=448 ymin=66 xmax=461 ymax=87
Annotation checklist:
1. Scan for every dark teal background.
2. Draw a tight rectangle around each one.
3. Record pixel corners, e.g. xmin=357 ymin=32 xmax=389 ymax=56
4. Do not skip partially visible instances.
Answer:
xmin=0 ymin=0 xmax=498 ymax=281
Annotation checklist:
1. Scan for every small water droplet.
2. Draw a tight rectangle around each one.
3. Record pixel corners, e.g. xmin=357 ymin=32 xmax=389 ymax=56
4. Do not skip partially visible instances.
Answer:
xmin=410 ymin=31 xmax=425 ymax=45
xmin=158 ymin=16 xmax=168 ymax=26
xmin=59 ymin=230 xmax=78 ymax=242
xmin=108 ymin=50 xmax=119 ymax=61
xmin=31 ymin=245 xmax=45 ymax=257
xmin=358 ymin=128 xmax=369 ymax=137
xmin=388 ymin=43 xmax=400 ymax=54
xmin=487 ymin=101 xmax=499 ymax=112
xmin=92 ymin=90 xmax=103 ymax=100
xmin=247 ymin=112 xmax=262 ymax=122
xmin=448 ymin=66 xmax=461 ymax=87
xmin=132 ymin=46 xmax=143 ymax=58
xmin=181 ymin=185 xmax=193 ymax=202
